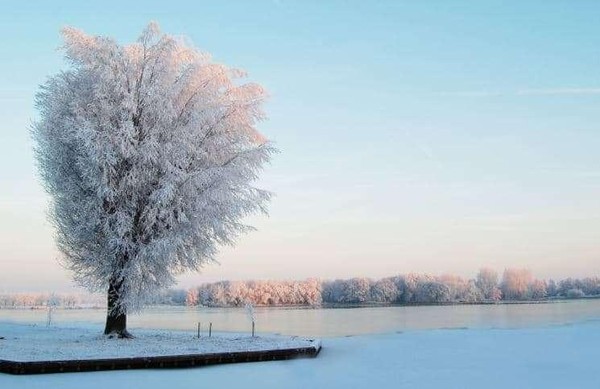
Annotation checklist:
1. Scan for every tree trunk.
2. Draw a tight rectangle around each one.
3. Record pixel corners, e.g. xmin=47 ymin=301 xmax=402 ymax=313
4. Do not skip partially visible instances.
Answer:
xmin=103 ymin=278 xmax=133 ymax=338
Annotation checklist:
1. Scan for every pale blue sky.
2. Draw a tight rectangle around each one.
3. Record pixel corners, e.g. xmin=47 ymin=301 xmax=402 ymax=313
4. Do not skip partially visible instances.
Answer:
xmin=1 ymin=1 xmax=600 ymax=292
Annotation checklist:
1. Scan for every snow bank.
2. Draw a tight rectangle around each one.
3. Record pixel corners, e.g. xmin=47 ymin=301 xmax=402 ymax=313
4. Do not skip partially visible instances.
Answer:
xmin=0 ymin=323 xmax=318 ymax=362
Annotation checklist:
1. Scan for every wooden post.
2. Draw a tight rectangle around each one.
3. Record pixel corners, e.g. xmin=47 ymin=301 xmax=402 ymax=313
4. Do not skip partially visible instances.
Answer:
xmin=252 ymin=321 xmax=255 ymax=337
xmin=197 ymin=322 xmax=200 ymax=339
xmin=209 ymin=322 xmax=212 ymax=337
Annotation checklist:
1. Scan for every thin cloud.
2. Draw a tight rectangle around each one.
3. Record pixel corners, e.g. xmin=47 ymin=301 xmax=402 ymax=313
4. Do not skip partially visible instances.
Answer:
xmin=434 ymin=88 xmax=600 ymax=98
xmin=517 ymin=88 xmax=600 ymax=96
xmin=434 ymin=91 xmax=503 ymax=97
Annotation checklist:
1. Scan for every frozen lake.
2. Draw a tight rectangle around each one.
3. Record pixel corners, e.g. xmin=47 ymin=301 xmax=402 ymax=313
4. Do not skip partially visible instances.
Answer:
xmin=1 ymin=299 xmax=600 ymax=337
xmin=2 ymin=305 xmax=600 ymax=388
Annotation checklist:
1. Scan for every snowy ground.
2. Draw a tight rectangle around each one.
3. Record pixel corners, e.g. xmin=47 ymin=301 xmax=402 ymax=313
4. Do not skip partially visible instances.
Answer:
xmin=0 ymin=323 xmax=318 ymax=362
xmin=1 ymin=320 xmax=600 ymax=388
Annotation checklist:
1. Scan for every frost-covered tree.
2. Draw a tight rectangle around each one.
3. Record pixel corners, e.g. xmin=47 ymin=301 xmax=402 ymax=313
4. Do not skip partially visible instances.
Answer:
xmin=185 ymin=288 xmax=199 ymax=307
xmin=396 ymin=274 xmax=435 ymax=303
xmin=528 ymin=279 xmax=548 ymax=300
xmin=33 ymin=23 xmax=274 ymax=337
xmin=342 ymin=278 xmax=372 ymax=303
xmin=438 ymin=274 xmax=469 ymax=301
xmin=559 ymin=277 xmax=600 ymax=297
xmin=370 ymin=277 xmax=399 ymax=303
xmin=322 ymin=278 xmax=372 ymax=304
xmin=461 ymin=280 xmax=484 ymax=303
xmin=500 ymin=268 xmax=533 ymax=300
xmin=565 ymin=288 xmax=585 ymax=299
xmin=475 ymin=268 xmax=502 ymax=301
xmin=414 ymin=281 xmax=452 ymax=304
xmin=546 ymin=279 xmax=558 ymax=297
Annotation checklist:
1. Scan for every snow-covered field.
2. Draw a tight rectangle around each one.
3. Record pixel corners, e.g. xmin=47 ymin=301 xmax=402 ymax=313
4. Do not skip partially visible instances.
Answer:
xmin=0 ymin=323 xmax=318 ymax=362
xmin=1 ymin=320 xmax=600 ymax=388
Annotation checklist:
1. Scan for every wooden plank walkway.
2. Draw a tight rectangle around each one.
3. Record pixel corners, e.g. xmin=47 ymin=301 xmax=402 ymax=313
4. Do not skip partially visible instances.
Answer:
xmin=0 ymin=345 xmax=321 ymax=375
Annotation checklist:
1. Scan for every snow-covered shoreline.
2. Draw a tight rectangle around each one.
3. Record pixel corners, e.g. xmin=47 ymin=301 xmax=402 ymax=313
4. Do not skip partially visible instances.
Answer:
xmin=0 ymin=323 xmax=319 ymax=362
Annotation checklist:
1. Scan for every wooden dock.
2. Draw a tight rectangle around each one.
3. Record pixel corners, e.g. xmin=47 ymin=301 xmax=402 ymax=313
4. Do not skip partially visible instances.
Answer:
xmin=0 ymin=345 xmax=321 ymax=375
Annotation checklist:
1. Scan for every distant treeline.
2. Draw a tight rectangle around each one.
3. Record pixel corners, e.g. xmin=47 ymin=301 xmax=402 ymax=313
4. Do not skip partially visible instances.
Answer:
xmin=2 ymin=269 xmax=599 ymax=309
xmin=182 ymin=269 xmax=600 ymax=307
xmin=0 ymin=290 xmax=184 ymax=309
xmin=0 ymin=292 xmax=104 ymax=309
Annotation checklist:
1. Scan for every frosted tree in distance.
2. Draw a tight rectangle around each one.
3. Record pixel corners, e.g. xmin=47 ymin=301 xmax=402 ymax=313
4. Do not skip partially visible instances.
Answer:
xmin=33 ymin=23 xmax=274 ymax=338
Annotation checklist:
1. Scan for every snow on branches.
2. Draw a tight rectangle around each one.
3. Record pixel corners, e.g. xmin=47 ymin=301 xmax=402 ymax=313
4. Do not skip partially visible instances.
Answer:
xmin=33 ymin=23 xmax=275 ymax=315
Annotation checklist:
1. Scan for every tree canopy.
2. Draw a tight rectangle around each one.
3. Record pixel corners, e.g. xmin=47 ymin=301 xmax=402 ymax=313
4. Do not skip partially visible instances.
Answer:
xmin=33 ymin=23 xmax=274 ymax=335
